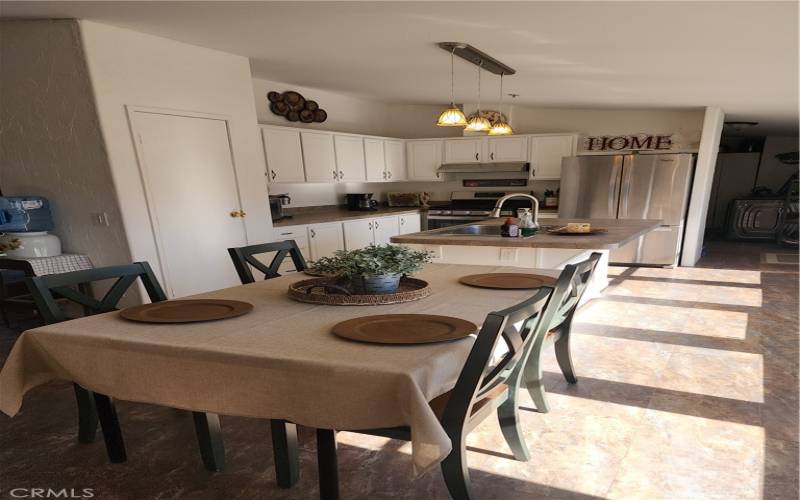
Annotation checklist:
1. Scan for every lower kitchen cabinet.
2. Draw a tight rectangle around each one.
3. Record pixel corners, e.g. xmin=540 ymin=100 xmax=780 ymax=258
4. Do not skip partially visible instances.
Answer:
xmin=307 ymin=222 xmax=344 ymax=260
xmin=373 ymin=216 xmax=400 ymax=245
xmin=342 ymin=219 xmax=375 ymax=250
xmin=273 ymin=225 xmax=310 ymax=273
xmin=398 ymin=214 xmax=421 ymax=234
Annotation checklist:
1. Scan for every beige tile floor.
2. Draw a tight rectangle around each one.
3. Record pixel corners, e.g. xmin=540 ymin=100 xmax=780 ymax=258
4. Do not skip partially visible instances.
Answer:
xmin=0 ymin=241 xmax=797 ymax=499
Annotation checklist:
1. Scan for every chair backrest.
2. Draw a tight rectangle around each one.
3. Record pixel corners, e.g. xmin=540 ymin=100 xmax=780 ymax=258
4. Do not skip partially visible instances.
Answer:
xmin=25 ymin=262 xmax=166 ymax=324
xmin=440 ymin=286 xmax=553 ymax=428
xmin=228 ymin=240 xmax=307 ymax=284
xmin=547 ymin=252 xmax=602 ymax=330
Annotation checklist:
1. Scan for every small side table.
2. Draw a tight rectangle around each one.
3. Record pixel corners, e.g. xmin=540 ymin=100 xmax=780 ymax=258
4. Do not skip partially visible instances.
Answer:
xmin=0 ymin=254 xmax=94 ymax=327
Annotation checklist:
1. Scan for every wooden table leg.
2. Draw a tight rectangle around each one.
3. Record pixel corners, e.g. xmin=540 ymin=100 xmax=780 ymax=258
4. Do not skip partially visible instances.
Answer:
xmin=193 ymin=412 xmax=225 ymax=472
xmin=316 ymin=429 xmax=339 ymax=500
xmin=92 ymin=393 xmax=126 ymax=463
xmin=271 ymin=419 xmax=299 ymax=488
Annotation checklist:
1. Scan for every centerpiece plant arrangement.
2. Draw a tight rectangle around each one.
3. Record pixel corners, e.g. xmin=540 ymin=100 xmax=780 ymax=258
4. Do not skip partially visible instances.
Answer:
xmin=308 ymin=244 xmax=431 ymax=294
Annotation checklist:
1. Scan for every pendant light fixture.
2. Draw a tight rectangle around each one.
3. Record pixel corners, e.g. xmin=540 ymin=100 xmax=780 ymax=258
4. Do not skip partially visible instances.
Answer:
xmin=437 ymin=46 xmax=467 ymax=127
xmin=488 ymin=73 xmax=514 ymax=136
xmin=464 ymin=62 xmax=491 ymax=132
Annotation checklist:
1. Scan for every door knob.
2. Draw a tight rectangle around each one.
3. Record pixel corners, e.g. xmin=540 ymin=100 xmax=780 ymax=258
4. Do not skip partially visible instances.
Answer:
xmin=229 ymin=210 xmax=245 ymax=218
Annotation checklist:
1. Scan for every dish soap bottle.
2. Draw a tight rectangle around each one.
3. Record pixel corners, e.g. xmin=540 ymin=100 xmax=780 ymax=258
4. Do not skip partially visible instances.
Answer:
xmin=501 ymin=217 xmax=519 ymax=238
xmin=517 ymin=208 xmax=538 ymax=237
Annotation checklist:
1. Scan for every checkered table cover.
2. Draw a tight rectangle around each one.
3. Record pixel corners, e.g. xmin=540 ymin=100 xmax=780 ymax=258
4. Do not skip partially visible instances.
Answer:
xmin=16 ymin=254 xmax=94 ymax=276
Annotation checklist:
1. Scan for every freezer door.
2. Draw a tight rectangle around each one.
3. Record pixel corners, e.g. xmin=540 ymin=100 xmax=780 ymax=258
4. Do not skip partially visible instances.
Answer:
xmin=610 ymin=225 xmax=684 ymax=267
xmin=619 ymin=154 xmax=693 ymax=225
xmin=558 ymin=155 xmax=623 ymax=219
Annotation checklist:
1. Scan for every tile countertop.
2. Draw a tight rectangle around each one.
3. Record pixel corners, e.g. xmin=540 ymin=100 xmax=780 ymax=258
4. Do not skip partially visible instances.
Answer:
xmin=272 ymin=205 xmax=425 ymax=227
xmin=390 ymin=218 xmax=663 ymax=250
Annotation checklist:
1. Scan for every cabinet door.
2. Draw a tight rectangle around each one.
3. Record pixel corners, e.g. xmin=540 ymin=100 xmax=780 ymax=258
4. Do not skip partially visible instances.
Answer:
xmin=488 ymin=136 xmax=528 ymax=163
xmin=307 ymin=222 xmax=344 ymax=260
xmin=364 ymin=138 xmax=386 ymax=182
xmin=407 ymin=140 xmax=443 ymax=181
xmin=342 ymin=219 xmax=375 ymax=250
xmin=384 ymin=140 xmax=406 ymax=181
xmin=530 ymin=135 xmax=576 ymax=180
xmin=334 ymin=135 xmax=366 ymax=182
xmin=373 ymin=216 xmax=400 ymax=245
xmin=444 ymin=138 xmax=484 ymax=163
xmin=272 ymin=225 xmax=310 ymax=274
xmin=262 ymin=127 xmax=306 ymax=183
xmin=301 ymin=132 xmax=338 ymax=183
xmin=398 ymin=214 xmax=421 ymax=234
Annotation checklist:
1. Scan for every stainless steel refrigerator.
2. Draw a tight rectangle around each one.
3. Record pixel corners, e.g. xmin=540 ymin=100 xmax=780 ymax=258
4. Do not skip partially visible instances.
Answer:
xmin=558 ymin=153 xmax=694 ymax=266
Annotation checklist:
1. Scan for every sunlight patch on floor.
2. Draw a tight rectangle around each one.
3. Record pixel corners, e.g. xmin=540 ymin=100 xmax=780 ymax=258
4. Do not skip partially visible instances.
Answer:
xmin=617 ymin=266 xmax=761 ymax=285
xmin=576 ymin=301 xmax=750 ymax=339
xmin=607 ymin=280 xmax=763 ymax=307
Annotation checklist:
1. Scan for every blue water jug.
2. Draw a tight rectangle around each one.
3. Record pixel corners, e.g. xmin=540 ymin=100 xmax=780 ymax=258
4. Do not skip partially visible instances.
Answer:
xmin=0 ymin=197 xmax=55 ymax=232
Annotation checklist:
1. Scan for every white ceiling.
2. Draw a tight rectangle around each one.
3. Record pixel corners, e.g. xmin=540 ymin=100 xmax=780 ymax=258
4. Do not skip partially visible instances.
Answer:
xmin=3 ymin=1 xmax=798 ymax=134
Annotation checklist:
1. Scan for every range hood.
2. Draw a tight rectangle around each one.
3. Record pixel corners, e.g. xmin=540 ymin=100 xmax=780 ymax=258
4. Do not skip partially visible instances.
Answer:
xmin=437 ymin=162 xmax=530 ymax=174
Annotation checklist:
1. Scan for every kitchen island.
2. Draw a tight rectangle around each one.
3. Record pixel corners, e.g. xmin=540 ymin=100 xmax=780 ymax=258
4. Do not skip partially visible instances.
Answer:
xmin=391 ymin=218 xmax=662 ymax=299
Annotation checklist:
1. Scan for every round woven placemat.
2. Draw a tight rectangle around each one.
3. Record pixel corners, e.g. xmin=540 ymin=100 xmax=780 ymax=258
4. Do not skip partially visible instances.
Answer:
xmin=288 ymin=277 xmax=431 ymax=306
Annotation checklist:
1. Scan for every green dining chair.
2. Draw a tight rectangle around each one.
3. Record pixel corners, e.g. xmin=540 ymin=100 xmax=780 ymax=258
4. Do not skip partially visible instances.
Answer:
xmin=314 ymin=285 xmax=567 ymax=500
xmin=25 ymin=262 xmax=225 ymax=471
xmin=522 ymin=252 xmax=602 ymax=413
xmin=227 ymin=241 xmax=309 ymax=488
xmin=228 ymin=240 xmax=307 ymax=282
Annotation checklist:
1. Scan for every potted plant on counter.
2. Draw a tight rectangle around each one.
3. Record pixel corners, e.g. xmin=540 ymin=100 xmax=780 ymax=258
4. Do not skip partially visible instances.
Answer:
xmin=309 ymin=244 xmax=431 ymax=294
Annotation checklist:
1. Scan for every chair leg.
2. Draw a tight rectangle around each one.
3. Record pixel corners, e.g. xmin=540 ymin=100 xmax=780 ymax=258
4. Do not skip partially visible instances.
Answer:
xmin=440 ymin=435 xmax=472 ymax=500
xmin=271 ymin=419 xmax=300 ymax=488
xmin=497 ymin=397 xmax=530 ymax=462
xmin=523 ymin=349 xmax=550 ymax=413
xmin=316 ymin=429 xmax=339 ymax=500
xmin=193 ymin=412 xmax=225 ymax=472
xmin=92 ymin=393 xmax=126 ymax=463
xmin=554 ymin=324 xmax=578 ymax=384
xmin=73 ymin=384 xmax=98 ymax=443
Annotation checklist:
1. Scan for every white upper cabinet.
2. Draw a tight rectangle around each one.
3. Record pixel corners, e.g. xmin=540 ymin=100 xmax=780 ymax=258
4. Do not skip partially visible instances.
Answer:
xmin=406 ymin=140 xmax=443 ymax=181
xmin=487 ymin=136 xmax=529 ymax=163
xmin=364 ymin=138 xmax=387 ymax=182
xmin=529 ymin=135 xmax=577 ymax=180
xmin=444 ymin=138 xmax=485 ymax=163
xmin=301 ymin=131 xmax=338 ymax=183
xmin=333 ymin=135 xmax=366 ymax=182
xmin=261 ymin=127 xmax=305 ymax=183
xmin=384 ymin=140 xmax=407 ymax=181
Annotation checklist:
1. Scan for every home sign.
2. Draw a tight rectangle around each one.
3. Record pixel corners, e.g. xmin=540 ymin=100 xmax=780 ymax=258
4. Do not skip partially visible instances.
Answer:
xmin=584 ymin=134 xmax=673 ymax=152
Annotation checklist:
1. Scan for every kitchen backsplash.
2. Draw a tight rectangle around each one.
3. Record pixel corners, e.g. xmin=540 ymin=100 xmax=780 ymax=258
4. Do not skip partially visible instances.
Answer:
xmin=268 ymin=179 xmax=560 ymax=208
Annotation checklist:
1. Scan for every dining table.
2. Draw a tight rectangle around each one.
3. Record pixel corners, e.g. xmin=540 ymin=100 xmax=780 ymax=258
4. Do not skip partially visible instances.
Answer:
xmin=0 ymin=263 xmax=560 ymax=481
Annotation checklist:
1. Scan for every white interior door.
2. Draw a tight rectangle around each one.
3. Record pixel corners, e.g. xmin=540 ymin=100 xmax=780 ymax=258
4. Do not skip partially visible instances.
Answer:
xmin=132 ymin=111 xmax=246 ymax=298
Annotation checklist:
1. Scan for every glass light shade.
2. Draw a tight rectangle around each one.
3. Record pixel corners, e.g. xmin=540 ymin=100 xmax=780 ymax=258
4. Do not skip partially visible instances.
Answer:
xmin=464 ymin=114 xmax=492 ymax=132
xmin=488 ymin=120 xmax=514 ymax=136
xmin=437 ymin=106 xmax=468 ymax=127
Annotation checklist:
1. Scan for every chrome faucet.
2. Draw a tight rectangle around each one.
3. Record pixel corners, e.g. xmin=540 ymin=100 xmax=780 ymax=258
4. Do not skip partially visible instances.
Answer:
xmin=490 ymin=193 xmax=540 ymax=227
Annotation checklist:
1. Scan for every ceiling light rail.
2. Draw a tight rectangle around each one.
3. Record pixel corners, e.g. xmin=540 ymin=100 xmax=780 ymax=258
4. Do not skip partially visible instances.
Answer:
xmin=437 ymin=42 xmax=515 ymax=75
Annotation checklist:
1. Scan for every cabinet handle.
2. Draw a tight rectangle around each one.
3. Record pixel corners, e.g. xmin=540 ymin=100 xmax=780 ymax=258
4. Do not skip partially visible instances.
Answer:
xmin=475 ymin=152 xmax=479 ymax=161
xmin=532 ymin=168 xmax=536 ymax=177
xmin=382 ymin=171 xmax=387 ymax=180
xmin=400 ymin=219 xmax=404 ymax=225
xmin=339 ymin=170 xmax=344 ymax=179
xmin=368 ymin=222 xmax=372 ymax=229
xmin=310 ymin=229 xmax=316 ymax=238
xmin=490 ymin=152 xmax=494 ymax=160
xmin=333 ymin=170 xmax=338 ymax=180
xmin=375 ymin=221 xmax=379 ymax=229
xmin=387 ymin=171 xmax=392 ymax=179
xmin=270 ymin=169 xmax=277 ymax=180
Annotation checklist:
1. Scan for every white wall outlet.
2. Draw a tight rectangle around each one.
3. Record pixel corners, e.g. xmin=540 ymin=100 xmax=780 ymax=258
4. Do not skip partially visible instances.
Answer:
xmin=91 ymin=212 xmax=110 ymax=226
xmin=499 ymin=248 xmax=518 ymax=262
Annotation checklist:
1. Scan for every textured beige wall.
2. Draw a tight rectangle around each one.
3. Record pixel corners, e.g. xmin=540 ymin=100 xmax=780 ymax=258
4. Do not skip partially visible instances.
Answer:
xmin=0 ymin=20 xmax=133 ymax=272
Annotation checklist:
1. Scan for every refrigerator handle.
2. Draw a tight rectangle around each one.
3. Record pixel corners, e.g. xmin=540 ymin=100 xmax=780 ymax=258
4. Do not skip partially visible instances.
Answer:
xmin=619 ymin=155 xmax=635 ymax=218
xmin=609 ymin=160 xmax=623 ymax=217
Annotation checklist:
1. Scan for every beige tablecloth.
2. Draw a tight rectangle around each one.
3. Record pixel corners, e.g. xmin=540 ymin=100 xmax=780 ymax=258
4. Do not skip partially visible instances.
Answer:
xmin=0 ymin=264 xmax=558 ymax=473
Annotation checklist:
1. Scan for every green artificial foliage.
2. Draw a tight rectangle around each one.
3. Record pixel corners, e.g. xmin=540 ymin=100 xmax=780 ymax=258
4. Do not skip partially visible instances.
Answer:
xmin=309 ymin=244 xmax=431 ymax=279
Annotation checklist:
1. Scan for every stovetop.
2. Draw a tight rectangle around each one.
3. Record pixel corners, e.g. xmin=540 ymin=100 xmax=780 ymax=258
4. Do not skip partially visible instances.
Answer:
xmin=428 ymin=191 xmax=537 ymax=216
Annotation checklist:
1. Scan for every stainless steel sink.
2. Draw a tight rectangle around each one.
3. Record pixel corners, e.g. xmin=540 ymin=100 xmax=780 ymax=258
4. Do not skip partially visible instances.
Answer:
xmin=437 ymin=225 xmax=504 ymax=236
